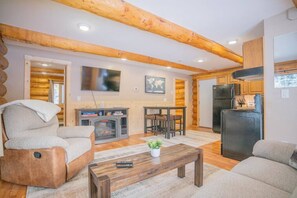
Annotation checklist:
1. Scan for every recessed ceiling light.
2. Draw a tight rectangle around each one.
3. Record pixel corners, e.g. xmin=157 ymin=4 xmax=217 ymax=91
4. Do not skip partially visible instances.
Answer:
xmin=78 ymin=23 xmax=90 ymax=32
xmin=121 ymin=58 xmax=127 ymax=61
xmin=166 ymin=66 xmax=171 ymax=69
xmin=228 ymin=40 xmax=237 ymax=45
xmin=197 ymin=59 xmax=204 ymax=63
xmin=41 ymin=63 xmax=48 ymax=67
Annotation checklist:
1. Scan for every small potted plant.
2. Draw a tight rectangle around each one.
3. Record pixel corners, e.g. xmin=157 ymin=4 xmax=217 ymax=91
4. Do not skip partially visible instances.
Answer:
xmin=148 ymin=140 xmax=162 ymax=157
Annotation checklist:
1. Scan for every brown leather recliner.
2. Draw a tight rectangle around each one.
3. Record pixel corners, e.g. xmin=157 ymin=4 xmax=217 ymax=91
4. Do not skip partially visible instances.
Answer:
xmin=1 ymin=105 xmax=95 ymax=188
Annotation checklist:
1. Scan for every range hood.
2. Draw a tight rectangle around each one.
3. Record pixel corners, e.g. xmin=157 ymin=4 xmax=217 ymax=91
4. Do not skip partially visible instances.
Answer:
xmin=232 ymin=66 xmax=263 ymax=81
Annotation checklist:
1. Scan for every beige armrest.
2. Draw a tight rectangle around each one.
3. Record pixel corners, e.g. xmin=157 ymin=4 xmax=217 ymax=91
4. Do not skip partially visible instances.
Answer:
xmin=57 ymin=126 xmax=94 ymax=138
xmin=5 ymin=136 xmax=69 ymax=150
xmin=253 ymin=140 xmax=296 ymax=165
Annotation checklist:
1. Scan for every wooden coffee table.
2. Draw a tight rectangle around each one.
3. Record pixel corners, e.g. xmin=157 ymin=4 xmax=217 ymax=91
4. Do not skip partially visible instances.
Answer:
xmin=88 ymin=144 xmax=203 ymax=198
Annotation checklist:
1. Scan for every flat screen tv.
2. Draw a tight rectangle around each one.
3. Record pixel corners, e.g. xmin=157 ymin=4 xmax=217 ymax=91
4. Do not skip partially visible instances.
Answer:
xmin=81 ymin=66 xmax=121 ymax=91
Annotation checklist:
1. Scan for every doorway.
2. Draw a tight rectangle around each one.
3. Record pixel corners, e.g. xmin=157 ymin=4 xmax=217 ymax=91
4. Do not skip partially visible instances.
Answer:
xmin=199 ymin=79 xmax=216 ymax=128
xmin=24 ymin=56 xmax=70 ymax=126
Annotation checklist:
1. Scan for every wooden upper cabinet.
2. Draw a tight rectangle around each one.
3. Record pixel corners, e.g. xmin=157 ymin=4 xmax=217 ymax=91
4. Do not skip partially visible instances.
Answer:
xmin=243 ymin=37 xmax=263 ymax=69
xmin=228 ymin=74 xmax=240 ymax=84
xmin=249 ymin=80 xmax=264 ymax=94
xmin=239 ymin=80 xmax=264 ymax=95
xmin=241 ymin=81 xmax=250 ymax=95
xmin=217 ymin=75 xmax=228 ymax=85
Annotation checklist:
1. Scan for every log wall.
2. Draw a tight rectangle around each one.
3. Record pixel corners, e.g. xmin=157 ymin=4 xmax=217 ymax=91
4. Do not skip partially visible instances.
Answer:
xmin=0 ymin=36 xmax=8 ymax=104
xmin=175 ymin=79 xmax=185 ymax=124
xmin=30 ymin=66 xmax=65 ymax=124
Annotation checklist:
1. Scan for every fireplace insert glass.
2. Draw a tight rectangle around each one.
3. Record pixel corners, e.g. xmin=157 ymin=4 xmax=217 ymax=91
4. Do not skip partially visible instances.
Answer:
xmin=94 ymin=119 xmax=117 ymax=140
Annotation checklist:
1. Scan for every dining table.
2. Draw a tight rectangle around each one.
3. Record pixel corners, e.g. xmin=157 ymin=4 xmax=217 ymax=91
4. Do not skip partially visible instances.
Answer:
xmin=143 ymin=106 xmax=186 ymax=139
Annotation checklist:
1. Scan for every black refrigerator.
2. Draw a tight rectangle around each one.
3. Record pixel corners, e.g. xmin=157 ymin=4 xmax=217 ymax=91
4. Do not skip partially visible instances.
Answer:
xmin=212 ymin=84 xmax=240 ymax=133
xmin=221 ymin=94 xmax=264 ymax=161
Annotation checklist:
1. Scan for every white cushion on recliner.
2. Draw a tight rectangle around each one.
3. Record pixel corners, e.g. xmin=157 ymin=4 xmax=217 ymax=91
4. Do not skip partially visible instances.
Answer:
xmin=232 ymin=157 xmax=297 ymax=193
xmin=4 ymin=136 xmax=69 ymax=150
xmin=58 ymin=126 xmax=94 ymax=138
xmin=3 ymin=105 xmax=59 ymax=139
xmin=64 ymin=138 xmax=92 ymax=163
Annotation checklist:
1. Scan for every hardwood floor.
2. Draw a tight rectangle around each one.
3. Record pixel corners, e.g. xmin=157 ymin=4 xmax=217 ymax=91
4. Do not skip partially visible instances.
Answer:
xmin=200 ymin=141 xmax=239 ymax=171
xmin=0 ymin=130 xmax=238 ymax=198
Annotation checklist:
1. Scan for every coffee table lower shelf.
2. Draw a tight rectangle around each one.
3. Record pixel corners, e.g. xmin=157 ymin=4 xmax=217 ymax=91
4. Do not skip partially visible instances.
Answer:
xmin=88 ymin=144 xmax=203 ymax=198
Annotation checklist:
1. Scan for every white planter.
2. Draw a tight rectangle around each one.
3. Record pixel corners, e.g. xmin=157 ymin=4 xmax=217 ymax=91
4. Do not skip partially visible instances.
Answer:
xmin=151 ymin=148 xmax=160 ymax=157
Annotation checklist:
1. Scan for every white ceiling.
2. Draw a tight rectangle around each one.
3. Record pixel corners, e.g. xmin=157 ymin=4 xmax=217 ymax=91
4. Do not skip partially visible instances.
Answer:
xmin=0 ymin=0 xmax=294 ymax=73
xmin=274 ymin=31 xmax=297 ymax=63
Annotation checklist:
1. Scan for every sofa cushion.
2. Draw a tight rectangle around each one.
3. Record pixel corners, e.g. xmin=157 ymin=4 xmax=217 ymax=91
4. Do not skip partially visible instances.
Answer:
xmin=4 ymin=136 xmax=69 ymax=150
xmin=291 ymin=186 xmax=297 ymax=198
xmin=3 ymin=105 xmax=59 ymax=139
xmin=289 ymin=147 xmax=297 ymax=170
xmin=232 ymin=156 xmax=297 ymax=193
xmin=57 ymin=126 xmax=94 ymax=138
xmin=253 ymin=140 xmax=296 ymax=165
xmin=64 ymin=138 xmax=91 ymax=163
xmin=195 ymin=170 xmax=291 ymax=198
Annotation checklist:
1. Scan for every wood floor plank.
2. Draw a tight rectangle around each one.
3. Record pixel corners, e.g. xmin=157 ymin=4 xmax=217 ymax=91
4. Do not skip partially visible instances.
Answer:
xmin=0 ymin=130 xmax=238 ymax=197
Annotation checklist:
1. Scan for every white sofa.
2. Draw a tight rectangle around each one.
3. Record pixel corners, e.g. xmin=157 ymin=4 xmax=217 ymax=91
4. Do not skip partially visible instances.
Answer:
xmin=197 ymin=140 xmax=297 ymax=198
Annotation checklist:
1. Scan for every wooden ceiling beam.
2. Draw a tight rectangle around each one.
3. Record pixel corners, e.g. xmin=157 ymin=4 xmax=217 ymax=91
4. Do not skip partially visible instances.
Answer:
xmin=0 ymin=24 xmax=207 ymax=73
xmin=54 ymin=0 xmax=243 ymax=64
xmin=192 ymin=66 xmax=242 ymax=80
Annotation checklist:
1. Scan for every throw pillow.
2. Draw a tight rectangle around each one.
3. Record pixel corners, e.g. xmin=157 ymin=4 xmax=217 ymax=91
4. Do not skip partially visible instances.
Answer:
xmin=289 ymin=147 xmax=297 ymax=169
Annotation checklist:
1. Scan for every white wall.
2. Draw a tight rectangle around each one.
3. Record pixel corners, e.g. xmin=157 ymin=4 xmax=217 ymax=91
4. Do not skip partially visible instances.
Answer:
xmin=199 ymin=79 xmax=216 ymax=128
xmin=4 ymin=43 xmax=192 ymax=134
xmin=264 ymin=8 xmax=297 ymax=143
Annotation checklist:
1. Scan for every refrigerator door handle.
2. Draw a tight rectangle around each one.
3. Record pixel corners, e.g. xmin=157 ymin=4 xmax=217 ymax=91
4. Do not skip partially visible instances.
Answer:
xmin=231 ymin=98 xmax=235 ymax=109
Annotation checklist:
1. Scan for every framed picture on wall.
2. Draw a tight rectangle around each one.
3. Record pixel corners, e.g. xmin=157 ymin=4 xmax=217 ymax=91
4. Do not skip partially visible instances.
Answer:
xmin=145 ymin=75 xmax=166 ymax=94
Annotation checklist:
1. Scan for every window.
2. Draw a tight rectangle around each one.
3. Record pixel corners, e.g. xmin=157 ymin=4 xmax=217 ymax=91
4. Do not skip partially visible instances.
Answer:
xmin=274 ymin=74 xmax=297 ymax=88
xmin=53 ymin=83 xmax=64 ymax=104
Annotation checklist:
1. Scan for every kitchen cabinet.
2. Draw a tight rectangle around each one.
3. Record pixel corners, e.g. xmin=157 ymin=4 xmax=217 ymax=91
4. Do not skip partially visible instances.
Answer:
xmin=249 ymin=80 xmax=264 ymax=94
xmin=217 ymin=74 xmax=241 ymax=85
xmin=241 ymin=81 xmax=250 ymax=95
xmin=243 ymin=37 xmax=263 ymax=69
xmin=216 ymin=74 xmax=263 ymax=95
xmin=217 ymin=75 xmax=228 ymax=85
xmin=240 ymin=80 xmax=264 ymax=95
xmin=228 ymin=74 xmax=240 ymax=84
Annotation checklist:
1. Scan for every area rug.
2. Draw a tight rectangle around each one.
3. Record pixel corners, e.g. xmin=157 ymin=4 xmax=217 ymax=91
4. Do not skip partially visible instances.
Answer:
xmin=142 ymin=130 xmax=221 ymax=148
xmin=27 ymin=131 xmax=221 ymax=198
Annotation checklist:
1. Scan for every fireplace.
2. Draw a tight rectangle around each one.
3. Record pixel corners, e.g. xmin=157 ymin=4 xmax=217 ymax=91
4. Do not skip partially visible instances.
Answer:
xmin=76 ymin=108 xmax=129 ymax=144
xmin=94 ymin=117 xmax=117 ymax=140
